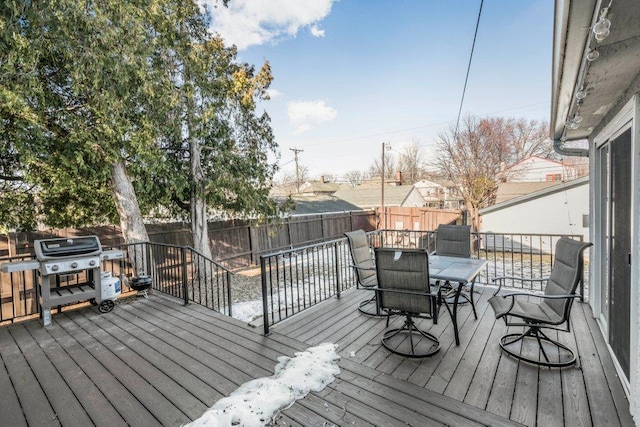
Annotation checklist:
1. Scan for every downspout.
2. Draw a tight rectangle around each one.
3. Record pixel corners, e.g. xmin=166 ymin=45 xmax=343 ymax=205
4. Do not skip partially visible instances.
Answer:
xmin=553 ymin=138 xmax=589 ymax=157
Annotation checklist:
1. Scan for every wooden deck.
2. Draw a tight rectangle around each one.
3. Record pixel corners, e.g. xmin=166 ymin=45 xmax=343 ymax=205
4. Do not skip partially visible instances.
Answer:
xmin=274 ymin=287 xmax=634 ymax=427
xmin=0 ymin=288 xmax=633 ymax=426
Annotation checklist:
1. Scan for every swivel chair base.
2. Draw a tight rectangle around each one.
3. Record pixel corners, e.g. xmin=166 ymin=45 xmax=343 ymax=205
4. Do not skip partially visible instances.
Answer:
xmin=499 ymin=327 xmax=576 ymax=368
xmin=382 ymin=316 xmax=440 ymax=358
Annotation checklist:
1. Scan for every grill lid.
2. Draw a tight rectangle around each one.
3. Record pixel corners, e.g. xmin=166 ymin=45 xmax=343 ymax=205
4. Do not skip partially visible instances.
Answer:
xmin=34 ymin=236 xmax=102 ymax=260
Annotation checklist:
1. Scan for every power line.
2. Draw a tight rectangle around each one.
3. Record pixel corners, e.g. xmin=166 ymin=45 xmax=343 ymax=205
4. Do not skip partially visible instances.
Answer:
xmin=454 ymin=0 xmax=484 ymax=141
xmin=295 ymin=101 xmax=548 ymax=149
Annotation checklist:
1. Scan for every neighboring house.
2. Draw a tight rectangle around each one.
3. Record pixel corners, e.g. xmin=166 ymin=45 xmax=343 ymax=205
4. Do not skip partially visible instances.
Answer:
xmin=505 ymin=156 xmax=577 ymax=182
xmin=552 ymin=0 xmax=640 ymax=419
xmin=432 ymin=180 xmax=465 ymax=210
xmin=493 ymin=181 xmax=562 ymax=205
xmin=286 ymin=195 xmax=362 ymax=215
xmin=479 ymin=177 xmax=589 ymax=252
xmin=297 ymin=180 xmax=342 ymax=196
xmin=412 ymin=179 xmax=442 ymax=208
xmin=333 ymin=185 xmax=425 ymax=209
xmin=357 ymin=172 xmax=405 ymax=189
xmin=269 ymin=183 xmax=297 ymax=198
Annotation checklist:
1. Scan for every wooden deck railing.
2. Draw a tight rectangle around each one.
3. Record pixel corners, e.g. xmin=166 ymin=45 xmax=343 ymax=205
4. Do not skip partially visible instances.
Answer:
xmin=259 ymin=230 xmax=587 ymax=335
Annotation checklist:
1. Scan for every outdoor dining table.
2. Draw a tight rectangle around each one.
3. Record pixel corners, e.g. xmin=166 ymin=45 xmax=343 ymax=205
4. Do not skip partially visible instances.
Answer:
xmin=429 ymin=255 xmax=488 ymax=346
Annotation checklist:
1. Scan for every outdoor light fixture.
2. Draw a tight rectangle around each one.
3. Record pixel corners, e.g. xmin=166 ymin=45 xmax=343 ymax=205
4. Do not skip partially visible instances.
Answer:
xmin=593 ymin=7 xmax=611 ymax=42
xmin=563 ymin=1 xmax=613 ymax=136
xmin=593 ymin=18 xmax=611 ymax=40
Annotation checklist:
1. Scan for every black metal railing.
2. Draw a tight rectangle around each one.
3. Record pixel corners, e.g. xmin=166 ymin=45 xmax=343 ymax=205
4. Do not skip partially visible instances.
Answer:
xmin=258 ymin=229 xmax=588 ymax=335
xmin=260 ymin=237 xmax=354 ymax=335
xmin=0 ymin=242 xmax=233 ymax=324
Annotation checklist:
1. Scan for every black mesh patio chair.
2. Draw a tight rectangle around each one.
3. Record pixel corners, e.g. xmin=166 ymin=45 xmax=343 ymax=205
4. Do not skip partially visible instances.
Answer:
xmin=345 ymin=230 xmax=382 ymax=316
xmin=433 ymin=224 xmax=477 ymax=318
xmin=374 ymin=247 xmax=441 ymax=358
xmin=488 ymin=237 xmax=592 ymax=367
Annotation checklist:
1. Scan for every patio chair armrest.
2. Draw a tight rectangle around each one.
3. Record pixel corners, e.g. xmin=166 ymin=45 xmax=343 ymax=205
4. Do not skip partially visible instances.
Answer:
xmin=350 ymin=264 xmax=376 ymax=272
xmin=374 ymin=286 xmax=440 ymax=298
xmin=501 ymin=292 xmax=579 ymax=301
xmin=493 ymin=276 xmax=549 ymax=283
xmin=491 ymin=276 xmax=549 ymax=297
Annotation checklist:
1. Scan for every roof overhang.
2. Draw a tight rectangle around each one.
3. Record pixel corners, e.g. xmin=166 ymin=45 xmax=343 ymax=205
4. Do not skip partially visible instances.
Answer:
xmin=551 ymin=0 xmax=640 ymax=144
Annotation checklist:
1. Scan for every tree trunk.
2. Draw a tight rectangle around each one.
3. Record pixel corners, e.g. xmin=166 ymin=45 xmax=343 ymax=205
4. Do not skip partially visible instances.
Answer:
xmin=111 ymin=160 xmax=149 ymax=243
xmin=189 ymin=137 xmax=214 ymax=260
xmin=111 ymin=159 xmax=150 ymax=275
xmin=467 ymin=204 xmax=480 ymax=232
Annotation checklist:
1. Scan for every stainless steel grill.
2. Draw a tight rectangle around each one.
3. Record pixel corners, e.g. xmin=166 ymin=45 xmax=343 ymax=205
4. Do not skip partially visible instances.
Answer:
xmin=1 ymin=235 xmax=125 ymax=326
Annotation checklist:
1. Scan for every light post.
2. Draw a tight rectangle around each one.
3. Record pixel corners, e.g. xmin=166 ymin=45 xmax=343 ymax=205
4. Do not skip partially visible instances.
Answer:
xmin=381 ymin=142 xmax=391 ymax=229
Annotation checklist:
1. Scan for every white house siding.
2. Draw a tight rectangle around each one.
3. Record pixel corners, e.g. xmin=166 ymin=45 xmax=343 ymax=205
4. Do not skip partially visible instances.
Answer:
xmin=479 ymin=178 xmax=589 ymax=253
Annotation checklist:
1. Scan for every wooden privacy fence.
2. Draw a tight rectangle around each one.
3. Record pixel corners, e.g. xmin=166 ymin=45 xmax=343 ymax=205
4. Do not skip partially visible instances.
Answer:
xmin=1 ymin=207 xmax=461 ymax=271
xmin=0 ymin=211 xmax=377 ymax=270
xmin=378 ymin=206 xmax=463 ymax=230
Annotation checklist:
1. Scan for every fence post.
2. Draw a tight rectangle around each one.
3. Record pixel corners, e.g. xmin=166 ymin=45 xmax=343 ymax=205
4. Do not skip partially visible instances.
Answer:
xmin=226 ymin=271 xmax=233 ymax=317
xmin=334 ymin=242 xmax=341 ymax=299
xmin=181 ymin=247 xmax=189 ymax=305
xmin=260 ymin=256 xmax=270 ymax=335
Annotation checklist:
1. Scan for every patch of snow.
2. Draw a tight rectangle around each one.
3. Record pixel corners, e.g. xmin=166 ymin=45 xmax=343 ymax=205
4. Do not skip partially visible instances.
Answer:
xmin=184 ymin=343 xmax=340 ymax=427
xmin=231 ymin=299 xmax=265 ymax=323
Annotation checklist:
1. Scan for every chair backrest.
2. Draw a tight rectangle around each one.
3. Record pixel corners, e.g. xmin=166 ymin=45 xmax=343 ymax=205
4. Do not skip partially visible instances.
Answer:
xmin=435 ymin=224 xmax=471 ymax=258
xmin=543 ymin=237 xmax=593 ymax=320
xmin=344 ymin=230 xmax=377 ymax=287
xmin=374 ymin=248 xmax=433 ymax=316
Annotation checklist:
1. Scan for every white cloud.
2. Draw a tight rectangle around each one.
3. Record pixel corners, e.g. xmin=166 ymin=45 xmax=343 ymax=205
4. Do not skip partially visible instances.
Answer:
xmin=287 ymin=100 xmax=337 ymax=134
xmin=203 ymin=0 xmax=336 ymax=50
xmin=310 ymin=24 xmax=325 ymax=37
xmin=265 ymin=88 xmax=282 ymax=99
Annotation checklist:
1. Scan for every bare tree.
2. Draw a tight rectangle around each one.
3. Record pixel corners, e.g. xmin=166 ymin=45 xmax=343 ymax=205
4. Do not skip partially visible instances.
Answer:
xmin=398 ymin=141 xmax=426 ymax=183
xmin=369 ymin=151 xmax=397 ymax=180
xmin=344 ymin=170 xmax=367 ymax=187
xmin=434 ymin=115 xmax=550 ymax=230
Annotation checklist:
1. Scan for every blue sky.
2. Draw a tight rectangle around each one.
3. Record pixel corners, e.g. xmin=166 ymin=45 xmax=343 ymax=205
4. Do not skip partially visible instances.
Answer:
xmin=205 ymin=0 xmax=554 ymax=180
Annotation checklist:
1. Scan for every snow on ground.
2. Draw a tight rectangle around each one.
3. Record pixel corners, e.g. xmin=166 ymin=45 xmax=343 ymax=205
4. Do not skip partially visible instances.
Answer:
xmin=184 ymin=343 xmax=340 ymax=427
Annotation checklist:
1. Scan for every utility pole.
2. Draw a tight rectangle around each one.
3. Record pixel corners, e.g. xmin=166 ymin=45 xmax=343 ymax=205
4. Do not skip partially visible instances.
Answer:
xmin=290 ymin=148 xmax=304 ymax=193
xmin=381 ymin=142 xmax=390 ymax=229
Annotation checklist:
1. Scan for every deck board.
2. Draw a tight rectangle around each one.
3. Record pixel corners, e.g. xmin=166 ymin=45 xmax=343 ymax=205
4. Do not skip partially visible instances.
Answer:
xmin=0 ymin=287 xmax=632 ymax=427
xmin=272 ymin=286 xmax=633 ymax=426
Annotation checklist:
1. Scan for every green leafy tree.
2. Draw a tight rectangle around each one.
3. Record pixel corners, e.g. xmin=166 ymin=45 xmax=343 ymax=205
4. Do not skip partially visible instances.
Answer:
xmin=156 ymin=19 xmax=281 ymax=257
xmin=0 ymin=1 xmax=182 ymax=243
xmin=2 ymin=1 xmax=281 ymax=258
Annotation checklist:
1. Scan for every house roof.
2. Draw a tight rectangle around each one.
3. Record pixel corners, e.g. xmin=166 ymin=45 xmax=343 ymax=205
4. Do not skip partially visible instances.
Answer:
xmin=510 ymin=156 xmax=566 ymax=168
xmin=298 ymin=181 xmax=341 ymax=194
xmin=286 ymin=195 xmax=363 ymax=215
xmin=493 ymin=181 xmax=562 ymax=204
xmin=333 ymin=185 xmax=416 ymax=208
xmin=269 ymin=184 xmax=298 ymax=198
xmin=413 ymin=179 xmax=442 ymax=189
xmin=551 ymin=0 xmax=640 ymax=143
xmin=479 ymin=176 xmax=589 ymax=215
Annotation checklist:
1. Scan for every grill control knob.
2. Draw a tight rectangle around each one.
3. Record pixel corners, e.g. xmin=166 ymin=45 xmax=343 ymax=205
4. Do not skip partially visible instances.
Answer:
xmin=89 ymin=260 xmax=96 ymax=266
xmin=51 ymin=264 xmax=59 ymax=271
xmin=71 ymin=262 xmax=78 ymax=268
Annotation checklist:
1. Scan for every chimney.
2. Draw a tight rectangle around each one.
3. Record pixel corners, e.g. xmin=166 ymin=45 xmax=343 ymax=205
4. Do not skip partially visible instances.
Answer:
xmin=396 ymin=171 xmax=403 ymax=185
xmin=320 ymin=175 xmax=325 ymax=183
